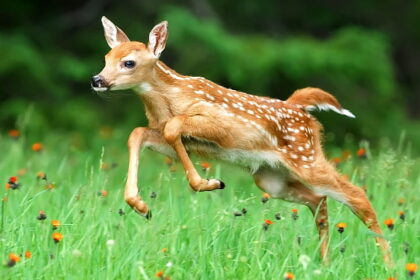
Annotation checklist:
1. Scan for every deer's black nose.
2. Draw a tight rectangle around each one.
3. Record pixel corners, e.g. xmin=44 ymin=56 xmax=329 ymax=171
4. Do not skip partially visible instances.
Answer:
xmin=91 ymin=75 xmax=104 ymax=88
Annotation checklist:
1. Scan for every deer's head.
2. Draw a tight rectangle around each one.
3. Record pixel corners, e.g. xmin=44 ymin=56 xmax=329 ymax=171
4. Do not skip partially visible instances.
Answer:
xmin=91 ymin=17 xmax=168 ymax=92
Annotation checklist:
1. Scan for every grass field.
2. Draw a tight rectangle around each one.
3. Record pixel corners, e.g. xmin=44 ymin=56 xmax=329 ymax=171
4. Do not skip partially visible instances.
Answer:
xmin=0 ymin=128 xmax=418 ymax=279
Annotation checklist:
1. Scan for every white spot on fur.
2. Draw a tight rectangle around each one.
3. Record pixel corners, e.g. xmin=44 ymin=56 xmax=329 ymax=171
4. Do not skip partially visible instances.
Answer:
xmin=205 ymin=93 xmax=215 ymax=101
xmin=139 ymin=82 xmax=153 ymax=92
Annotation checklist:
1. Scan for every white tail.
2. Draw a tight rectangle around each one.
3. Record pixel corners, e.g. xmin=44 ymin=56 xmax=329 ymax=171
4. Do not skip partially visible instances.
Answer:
xmin=91 ymin=18 xmax=392 ymax=266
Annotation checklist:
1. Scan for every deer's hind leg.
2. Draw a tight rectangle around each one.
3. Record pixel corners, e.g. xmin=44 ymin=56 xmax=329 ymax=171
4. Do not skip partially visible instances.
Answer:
xmin=253 ymin=167 xmax=330 ymax=262
xmin=295 ymin=159 xmax=392 ymax=266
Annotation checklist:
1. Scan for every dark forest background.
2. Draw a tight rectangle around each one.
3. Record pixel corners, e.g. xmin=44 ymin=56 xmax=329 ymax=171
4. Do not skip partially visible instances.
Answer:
xmin=1 ymin=0 xmax=419 ymax=151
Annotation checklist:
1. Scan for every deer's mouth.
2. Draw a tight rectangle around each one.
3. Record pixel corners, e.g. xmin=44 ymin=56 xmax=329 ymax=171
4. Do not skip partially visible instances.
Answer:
xmin=92 ymin=86 xmax=110 ymax=92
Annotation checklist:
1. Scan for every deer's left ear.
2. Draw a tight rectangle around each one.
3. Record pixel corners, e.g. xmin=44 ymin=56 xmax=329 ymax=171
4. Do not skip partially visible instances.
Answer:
xmin=148 ymin=21 xmax=168 ymax=58
xmin=101 ymin=16 xmax=130 ymax=48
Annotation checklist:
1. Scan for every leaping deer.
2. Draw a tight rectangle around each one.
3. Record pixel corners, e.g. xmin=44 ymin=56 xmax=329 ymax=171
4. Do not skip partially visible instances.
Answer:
xmin=92 ymin=17 xmax=391 ymax=264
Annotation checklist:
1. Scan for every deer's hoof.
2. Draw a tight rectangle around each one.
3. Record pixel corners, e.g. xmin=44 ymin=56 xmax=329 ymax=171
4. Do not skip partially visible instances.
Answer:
xmin=217 ymin=179 xmax=225 ymax=189
xmin=144 ymin=210 xmax=152 ymax=220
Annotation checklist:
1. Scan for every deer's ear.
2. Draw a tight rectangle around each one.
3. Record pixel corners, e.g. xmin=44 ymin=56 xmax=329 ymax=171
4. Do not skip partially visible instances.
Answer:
xmin=101 ymin=16 xmax=130 ymax=48
xmin=148 ymin=21 xmax=168 ymax=58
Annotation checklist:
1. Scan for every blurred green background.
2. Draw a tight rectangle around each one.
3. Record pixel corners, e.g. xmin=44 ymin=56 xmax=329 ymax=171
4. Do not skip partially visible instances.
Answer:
xmin=1 ymin=1 xmax=419 ymax=151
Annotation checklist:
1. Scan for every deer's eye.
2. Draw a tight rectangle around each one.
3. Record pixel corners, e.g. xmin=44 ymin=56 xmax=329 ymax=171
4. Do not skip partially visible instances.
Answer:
xmin=123 ymin=60 xmax=136 ymax=69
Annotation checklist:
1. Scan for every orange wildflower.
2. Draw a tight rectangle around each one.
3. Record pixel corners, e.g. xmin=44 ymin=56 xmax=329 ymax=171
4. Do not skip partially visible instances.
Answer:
xmin=52 ymin=232 xmax=63 ymax=243
xmin=7 ymin=253 xmax=21 ymax=267
xmin=336 ymin=222 xmax=347 ymax=233
xmin=24 ymin=251 xmax=32 ymax=259
xmin=399 ymin=211 xmax=405 ymax=221
xmin=99 ymin=190 xmax=108 ymax=197
xmin=406 ymin=263 xmax=418 ymax=276
xmin=264 ymin=219 xmax=274 ymax=225
xmin=6 ymin=176 xmax=20 ymax=190
xmin=8 ymin=177 xmax=17 ymax=184
xmin=200 ymin=162 xmax=211 ymax=170
xmin=261 ymin=192 xmax=270 ymax=203
xmin=155 ymin=270 xmax=164 ymax=277
xmin=161 ymin=248 xmax=168 ymax=253
xmin=384 ymin=218 xmax=394 ymax=230
xmin=357 ymin=148 xmax=367 ymax=158
xmin=284 ymin=272 xmax=295 ymax=279
xmin=262 ymin=219 xmax=274 ymax=231
xmin=336 ymin=222 xmax=347 ymax=228
xmin=44 ymin=183 xmax=55 ymax=190
xmin=36 ymin=172 xmax=47 ymax=180
xmin=37 ymin=210 xmax=47 ymax=220
xmin=318 ymin=218 xmax=326 ymax=227
xmin=32 ymin=143 xmax=43 ymax=152
xmin=291 ymin=208 xmax=299 ymax=220
xmin=398 ymin=198 xmax=405 ymax=206
xmin=331 ymin=157 xmax=341 ymax=165
xmin=51 ymin=220 xmax=60 ymax=229
xmin=9 ymin=253 xmax=20 ymax=262
xmin=8 ymin=129 xmax=20 ymax=138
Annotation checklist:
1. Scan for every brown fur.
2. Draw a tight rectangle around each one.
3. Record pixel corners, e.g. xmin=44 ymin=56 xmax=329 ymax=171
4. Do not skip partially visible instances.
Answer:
xmin=287 ymin=87 xmax=343 ymax=109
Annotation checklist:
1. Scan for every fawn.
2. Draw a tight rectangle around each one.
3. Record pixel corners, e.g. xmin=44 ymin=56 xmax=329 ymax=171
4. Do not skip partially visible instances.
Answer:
xmin=92 ymin=17 xmax=391 ymax=264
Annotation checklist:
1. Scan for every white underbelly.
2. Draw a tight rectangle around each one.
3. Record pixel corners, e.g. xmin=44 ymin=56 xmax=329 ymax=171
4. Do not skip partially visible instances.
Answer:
xmin=186 ymin=138 xmax=283 ymax=172
xmin=145 ymin=137 xmax=284 ymax=173
xmin=213 ymin=149 xmax=283 ymax=173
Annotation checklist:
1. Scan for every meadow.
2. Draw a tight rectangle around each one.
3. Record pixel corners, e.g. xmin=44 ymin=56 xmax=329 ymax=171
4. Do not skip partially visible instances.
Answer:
xmin=0 ymin=128 xmax=418 ymax=280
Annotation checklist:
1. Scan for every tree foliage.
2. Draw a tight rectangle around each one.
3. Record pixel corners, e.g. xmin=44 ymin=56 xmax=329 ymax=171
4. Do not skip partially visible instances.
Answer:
xmin=0 ymin=2 xmax=418 ymax=149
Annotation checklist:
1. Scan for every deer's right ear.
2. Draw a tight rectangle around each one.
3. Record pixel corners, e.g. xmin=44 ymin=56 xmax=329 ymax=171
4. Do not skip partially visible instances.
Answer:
xmin=148 ymin=21 xmax=168 ymax=58
xmin=101 ymin=16 xmax=130 ymax=48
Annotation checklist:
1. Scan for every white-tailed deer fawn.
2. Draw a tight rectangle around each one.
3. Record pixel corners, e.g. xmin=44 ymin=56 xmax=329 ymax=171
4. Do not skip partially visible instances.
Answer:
xmin=92 ymin=17 xmax=391 ymax=264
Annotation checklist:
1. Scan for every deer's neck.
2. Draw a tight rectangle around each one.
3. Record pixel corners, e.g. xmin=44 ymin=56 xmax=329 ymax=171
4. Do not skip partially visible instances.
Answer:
xmin=133 ymin=61 xmax=191 ymax=128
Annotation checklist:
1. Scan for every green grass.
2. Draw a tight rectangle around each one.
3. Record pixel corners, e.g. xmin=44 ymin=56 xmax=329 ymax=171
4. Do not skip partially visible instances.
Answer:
xmin=0 ymin=129 xmax=418 ymax=280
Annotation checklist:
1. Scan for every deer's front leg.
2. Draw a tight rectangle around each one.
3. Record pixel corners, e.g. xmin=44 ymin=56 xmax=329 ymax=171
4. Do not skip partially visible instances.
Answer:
xmin=163 ymin=116 xmax=225 ymax=191
xmin=125 ymin=127 xmax=167 ymax=218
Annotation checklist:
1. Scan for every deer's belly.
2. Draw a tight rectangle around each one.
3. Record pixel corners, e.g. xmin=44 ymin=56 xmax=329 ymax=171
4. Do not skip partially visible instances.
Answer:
xmin=145 ymin=136 xmax=284 ymax=173
xmin=183 ymin=137 xmax=283 ymax=173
